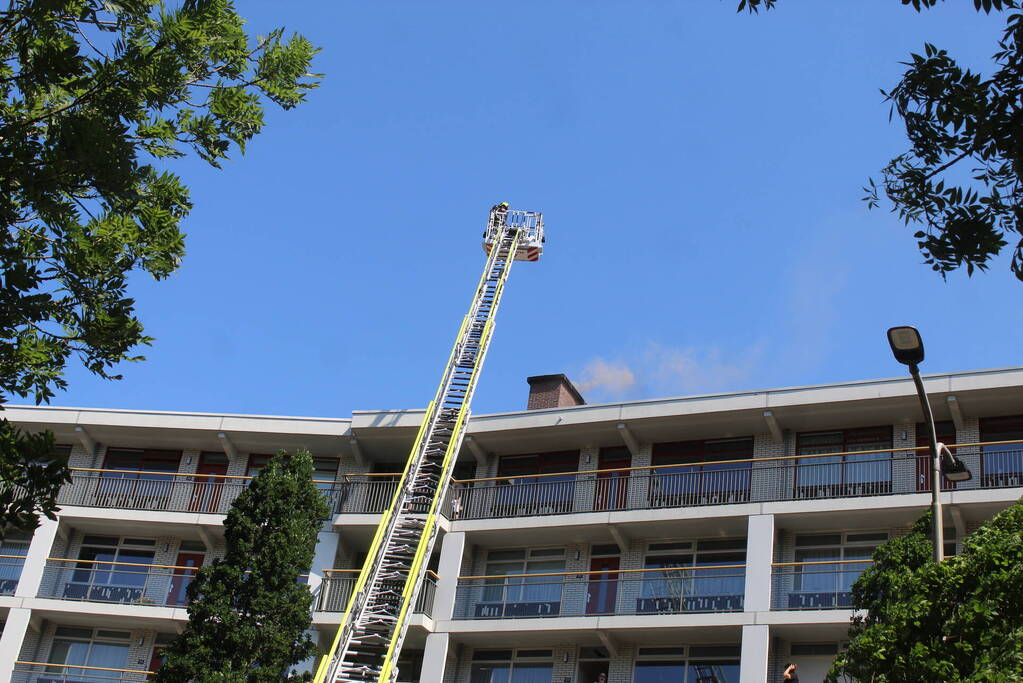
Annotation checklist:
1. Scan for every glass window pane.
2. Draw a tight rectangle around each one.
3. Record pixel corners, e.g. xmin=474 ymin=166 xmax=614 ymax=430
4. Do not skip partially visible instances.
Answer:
xmin=634 ymin=661 xmax=685 ymax=683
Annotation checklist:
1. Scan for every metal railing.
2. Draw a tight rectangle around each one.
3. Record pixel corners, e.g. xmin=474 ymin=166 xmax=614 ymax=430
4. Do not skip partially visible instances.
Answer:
xmin=317 ymin=571 xmax=439 ymax=618
xmin=1 ymin=552 xmax=26 ymax=594
xmin=13 ymin=662 xmax=152 ymax=683
xmin=453 ymin=565 xmax=746 ymax=619
xmin=37 ymin=557 xmax=201 ymax=607
xmin=448 ymin=441 xmax=1023 ymax=520
xmin=770 ymin=560 xmax=873 ymax=610
xmin=58 ymin=469 xmax=404 ymax=516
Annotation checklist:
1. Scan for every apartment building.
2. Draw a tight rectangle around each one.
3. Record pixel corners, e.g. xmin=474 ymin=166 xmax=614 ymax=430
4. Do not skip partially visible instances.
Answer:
xmin=1 ymin=367 xmax=1022 ymax=683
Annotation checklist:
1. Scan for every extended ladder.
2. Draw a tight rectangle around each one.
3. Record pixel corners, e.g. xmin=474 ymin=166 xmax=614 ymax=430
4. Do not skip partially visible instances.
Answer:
xmin=312 ymin=208 xmax=545 ymax=683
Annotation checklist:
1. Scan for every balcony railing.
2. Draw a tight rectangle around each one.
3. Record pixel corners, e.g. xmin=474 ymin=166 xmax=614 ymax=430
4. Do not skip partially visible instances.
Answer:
xmin=37 ymin=557 xmax=203 ymax=607
xmin=453 ymin=565 xmax=746 ymax=619
xmin=770 ymin=559 xmax=873 ymax=610
xmin=58 ymin=469 xmax=403 ymax=516
xmin=317 ymin=571 xmax=439 ymax=618
xmin=13 ymin=662 xmax=152 ymax=683
xmin=449 ymin=440 xmax=1023 ymax=520
xmin=1 ymin=552 xmax=26 ymax=594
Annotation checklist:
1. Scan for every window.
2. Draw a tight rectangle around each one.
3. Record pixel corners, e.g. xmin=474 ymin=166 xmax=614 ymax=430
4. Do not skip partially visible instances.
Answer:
xmin=495 ymin=451 xmax=578 ymax=515
xmin=248 ymin=453 xmax=340 ymax=509
xmin=788 ymin=531 xmax=887 ymax=609
xmin=0 ymin=531 xmax=30 ymax=594
xmin=247 ymin=454 xmax=339 ymax=489
xmin=650 ymin=438 xmax=752 ymax=506
xmin=979 ymin=416 xmax=1023 ymax=487
xmin=633 ymin=645 xmax=740 ymax=683
xmin=66 ymin=536 xmax=155 ymax=603
xmin=639 ymin=540 xmax=745 ymax=613
xmin=477 ymin=548 xmax=565 ymax=618
xmin=45 ymin=627 xmax=130 ymax=683
xmin=99 ymin=448 xmax=181 ymax=507
xmin=795 ymin=427 xmax=892 ymax=498
xmin=470 ymin=649 xmax=553 ymax=683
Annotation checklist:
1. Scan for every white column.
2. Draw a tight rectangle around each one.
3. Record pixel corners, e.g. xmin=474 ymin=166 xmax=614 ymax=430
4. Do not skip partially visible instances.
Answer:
xmin=15 ymin=517 xmax=60 ymax=598
xmin=308 ymin=530 xmax=340 ymax=594
xmin=419 ymin=632 xmax=451 ymax=683
xmin=432 ymin=531 xmax=466 ymax=621
xmin=740 ymin=624 xmax=770 ymax=683
xmin=0 ymin=607 xmax=32 ymax=681
xmin=743 ymin=513 xmax=775 ymax=612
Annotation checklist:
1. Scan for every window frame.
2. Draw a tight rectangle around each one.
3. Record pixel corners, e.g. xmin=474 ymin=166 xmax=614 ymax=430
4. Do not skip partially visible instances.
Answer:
xmin=794 ymin=426 xmax=893 ymax=498
xmin=650 ymin=437 xmax=753 ymax=506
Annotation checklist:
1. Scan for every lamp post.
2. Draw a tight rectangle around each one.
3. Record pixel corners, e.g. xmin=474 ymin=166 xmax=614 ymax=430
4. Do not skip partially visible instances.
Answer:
xmin=887 ymin=326 xmax=972 ymax=563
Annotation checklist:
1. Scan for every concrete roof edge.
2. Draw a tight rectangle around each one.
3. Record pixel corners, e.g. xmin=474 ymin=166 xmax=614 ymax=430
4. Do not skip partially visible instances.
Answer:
xmin=3 ymin=404 xmax=353 ymax=425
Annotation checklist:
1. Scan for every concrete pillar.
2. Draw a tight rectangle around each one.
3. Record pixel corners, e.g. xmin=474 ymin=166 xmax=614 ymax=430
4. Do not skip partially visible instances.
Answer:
xmin=744 ymin=514 xmax=775 ymax=612
xmin=420 ymin=632 xmax=451 ymax=683
xmin=308 ymin=530 xmax=340 ymax=594
xmin=740 ymin=625 xmax=770 ymax=683
xmin=432 ymin=531 xmax=466 ymax=621
xmin=0 ymin=607 xmax=32 ymax=681
xmin=15 ymin=517 xmax=60 ymax=598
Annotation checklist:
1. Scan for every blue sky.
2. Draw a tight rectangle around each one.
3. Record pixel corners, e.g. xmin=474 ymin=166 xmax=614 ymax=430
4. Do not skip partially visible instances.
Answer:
xmin=55 ymin=1 xmax=1021 ymax=417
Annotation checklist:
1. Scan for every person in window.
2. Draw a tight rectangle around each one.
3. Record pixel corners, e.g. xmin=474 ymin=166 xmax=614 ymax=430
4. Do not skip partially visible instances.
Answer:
xmin=593 ymin=672 xmax=608 ymax=683
xmin=783 ymin=662 xmax=799 ymax=681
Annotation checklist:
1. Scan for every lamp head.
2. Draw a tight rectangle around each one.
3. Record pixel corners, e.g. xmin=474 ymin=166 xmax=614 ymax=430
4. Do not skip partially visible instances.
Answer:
xmin=887 ymin=326 xmax=925 ymax=366
xmin=938 ymin=444 xmax=973 ymax=482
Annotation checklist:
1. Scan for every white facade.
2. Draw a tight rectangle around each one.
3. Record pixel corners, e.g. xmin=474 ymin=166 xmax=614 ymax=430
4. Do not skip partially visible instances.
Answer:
xmin=1 ymin=367 xmax=1022 ymax=683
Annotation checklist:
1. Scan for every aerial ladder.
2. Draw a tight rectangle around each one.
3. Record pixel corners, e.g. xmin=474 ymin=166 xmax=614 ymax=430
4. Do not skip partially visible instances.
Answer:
xmin=312 ymin=206 xmax=545 ymax=683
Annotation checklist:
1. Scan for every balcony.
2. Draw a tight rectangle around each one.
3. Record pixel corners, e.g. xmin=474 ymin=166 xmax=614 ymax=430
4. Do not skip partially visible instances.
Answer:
xmin=449 ymin=441 xmax=1023 ymax=520
xmin=452 ymin=565 xmax=745 ymax=620
xmin=37 ymin=557 xmax=201 ymax=608
xmin=317 ymin=571 xmax=438 ymax=618
xmin=1 ymin=552 xmax=26 ymax=595
xmin=770 ymin=560 xmax=872 ymax=610
xmin=13 ymin=662 xmax=151 ymax=683
xmin=57 ymin=470 xmax=401 ymax=516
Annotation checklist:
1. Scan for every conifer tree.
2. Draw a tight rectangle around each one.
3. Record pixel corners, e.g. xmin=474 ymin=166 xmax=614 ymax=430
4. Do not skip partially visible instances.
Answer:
xmin=156 ymin=450 xmax=330 ymax=682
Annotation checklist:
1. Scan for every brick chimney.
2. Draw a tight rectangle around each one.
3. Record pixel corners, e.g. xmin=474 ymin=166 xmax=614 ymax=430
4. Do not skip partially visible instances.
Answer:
xmin=526 ymin=374 xmax=586 ymax=410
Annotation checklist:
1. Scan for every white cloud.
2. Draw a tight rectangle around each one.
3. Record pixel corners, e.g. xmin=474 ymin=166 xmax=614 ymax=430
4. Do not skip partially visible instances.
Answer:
xmin=575 ymin=341 xmax=764 ymax=401
xmin=577 ymin=358 xmax=636 ymax=393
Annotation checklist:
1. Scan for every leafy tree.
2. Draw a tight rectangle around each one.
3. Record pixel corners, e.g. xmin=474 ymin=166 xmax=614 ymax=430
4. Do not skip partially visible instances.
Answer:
xmin=156 ymin=450 xmax=330 ymax=682
xmin=739 ymin=0 xmax=1023 ymax=282
xmin=0 ymin=0 xmax=320 ymax=535
xmin=826 ymin=500 xmax=1023 ymax=682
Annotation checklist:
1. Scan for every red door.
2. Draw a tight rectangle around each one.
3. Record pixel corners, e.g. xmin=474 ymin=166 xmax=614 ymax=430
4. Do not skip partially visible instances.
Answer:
xmin=593 ymin=448 xmax=630 ymax=511
xmin=916 ymin=422 xmax=957 ymax=491
xmin=190 ymin=453 xmax=229 ymax=512
xmin=585 ymin=556 xmax=619 ymax=615
xmin=167 ymin=552 xmax=204 ymax=606
xmin=148 ymin=647 xmax=165 ymax=679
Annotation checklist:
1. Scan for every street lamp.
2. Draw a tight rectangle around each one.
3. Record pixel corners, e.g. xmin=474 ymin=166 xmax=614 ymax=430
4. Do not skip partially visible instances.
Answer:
xmin=887 ymin=326 xmax=972 ymax=562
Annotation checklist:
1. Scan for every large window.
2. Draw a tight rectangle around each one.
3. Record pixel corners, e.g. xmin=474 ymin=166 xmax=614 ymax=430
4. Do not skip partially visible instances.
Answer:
xmin=66 ymin=536 xmax=155 ymax=603
xmin=470 ymin=649 xmax=553 ymax=683
xmin=0 ymin=531 xmax=29 ymax=594
xmin=639 ymin=540 xmax=745 ymax=613
xmin=44 ymin=627 xmax=130 ymax=683
xmin=650 ymin=438 xmax=752 ymax=507
xmin=633 ymin=646 xmax=740 ymax=683
xmin=99 ymin=448 xmax=181 ymax=507
xmin=795 ymin=427 xmax=892 ymax=498
xmin=477 ymin=548 xmax=565 ymax=618
xmin=979 ymin=415 xmax=1023 ymax=487
xmin=788 ymin=531 xmax=887 ymax=609
xmin=248 ymin=453 xmax=340 ymax=509
xmin=495 ymin=451 xmax=578 ymax=515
